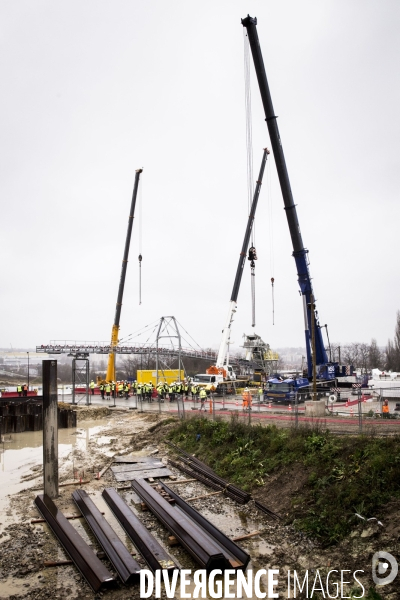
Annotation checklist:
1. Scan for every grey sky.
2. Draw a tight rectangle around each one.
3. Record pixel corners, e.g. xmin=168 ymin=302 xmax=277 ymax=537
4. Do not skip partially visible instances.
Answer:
xmin=1 ymin=1 xmax=399 ymax=355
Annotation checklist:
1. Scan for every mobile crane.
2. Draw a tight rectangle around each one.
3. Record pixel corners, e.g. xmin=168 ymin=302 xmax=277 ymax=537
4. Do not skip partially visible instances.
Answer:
xmin=105 ymin=168 xmax=143 ymax=382
xmin=241 ymin=15 xmax=337 ymax=382
xmin=196 ymin=148 xmax=269 ymax=390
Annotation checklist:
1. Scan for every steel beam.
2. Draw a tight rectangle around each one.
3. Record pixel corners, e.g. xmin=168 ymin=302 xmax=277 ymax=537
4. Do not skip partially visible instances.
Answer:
xmin=131 ymin=478 xmax=227 ymax=571
xmin=161 ymin=482 xmax=250 ymax=570
xmin=72 ymin=489 xmax=141 ymax=584
xmin=34 ymin=494 xmax=115 ymax=592
xmin=102 ymin=487 xmax=177 ymax=574
xmin=254 ymin=499 xmax=281 ymax=521
xmin=42 ymin=360 xmax=58 ymax=498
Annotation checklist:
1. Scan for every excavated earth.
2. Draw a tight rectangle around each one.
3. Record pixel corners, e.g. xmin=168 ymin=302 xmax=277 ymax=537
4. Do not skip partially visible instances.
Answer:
xmin=0 ymin=407 xmax=398 ymax=599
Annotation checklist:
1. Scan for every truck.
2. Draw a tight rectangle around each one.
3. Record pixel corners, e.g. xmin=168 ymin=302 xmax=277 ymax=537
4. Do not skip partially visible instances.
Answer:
xmin=265 ymin=377 xmax=310 ymax=404
xmin=191 ymin=373 xmax=236 ymax=396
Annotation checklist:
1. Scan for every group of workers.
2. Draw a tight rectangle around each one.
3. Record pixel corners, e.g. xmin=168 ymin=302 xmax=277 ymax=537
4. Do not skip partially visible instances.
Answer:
xmin=89 ymin=378 xmax=264 ymax=412
xmin=16 ymin=384 xmax=28 ymax=397
xmin=93 ymin=379 xmax=207 ymax=403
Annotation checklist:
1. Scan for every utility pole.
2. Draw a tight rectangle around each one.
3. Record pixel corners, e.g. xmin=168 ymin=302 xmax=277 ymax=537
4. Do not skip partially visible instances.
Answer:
xmin=310 ymin=294 xmax=317 ymax=401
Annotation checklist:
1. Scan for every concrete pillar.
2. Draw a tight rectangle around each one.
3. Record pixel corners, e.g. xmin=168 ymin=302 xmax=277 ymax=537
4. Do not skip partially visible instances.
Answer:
xmin=304 ymin=398 xmax=326 ymax=417
xmin=43 ymin=360 xmax=58 ymax=498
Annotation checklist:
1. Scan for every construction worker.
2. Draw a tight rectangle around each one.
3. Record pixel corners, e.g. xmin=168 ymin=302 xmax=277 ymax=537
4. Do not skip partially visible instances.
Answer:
xmin=157 ymin=382 xmax=164 ymax=401
xmin=111 ymin=382 xmax=116 ymax=399
xmin=17 ymin=384 xmax=22 ymax=397
xmin=199 ymin=387 xmax=207 ymax=411
xmin=169 ymin=382 xmax=175 ymax=402
xmin=382 ymin=399 xmax=390 ymax=419
xmin=183 ymin=381 xmax=189 ymax=399
xmin=118 ymin=381 xmax=124 ymax=397
xmin=90 ymin=380 xmax=95 ymax=395
xmin=258 ymin=386 xmax=264 ymax=403
xmin=124 ymin=381 xmax=130 ymax=399
xmin=191 ymin=383 xmax=198 ymax=403
xmin=242 ymin=387 xmax=251 ymax=411
xmin=99 ymin=383 xmax=105 ymax=400
xmin=105 ymin=382 xmax=111 ymax=399
xmin=23 ymin=383 xmax=28 ymax=397
xmin=137 ymin=383 xmax=143 ymax=402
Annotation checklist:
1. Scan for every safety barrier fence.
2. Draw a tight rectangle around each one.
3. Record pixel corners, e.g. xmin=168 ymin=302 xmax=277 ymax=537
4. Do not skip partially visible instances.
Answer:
xmin=68 ymin=389 xmax=400 ymax=435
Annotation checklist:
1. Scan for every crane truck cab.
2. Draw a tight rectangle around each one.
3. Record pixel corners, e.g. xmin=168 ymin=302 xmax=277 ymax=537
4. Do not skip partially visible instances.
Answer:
xmin=192 ymin=373 xmax=236 ymax=396
xmin=266 ymin=377 xmax=310 ymax=404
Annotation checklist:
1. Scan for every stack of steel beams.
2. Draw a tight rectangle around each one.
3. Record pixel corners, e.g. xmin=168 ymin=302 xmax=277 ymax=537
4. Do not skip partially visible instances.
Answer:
xmin=166 ymin=441 xmax=251 ymax=505
xmin=131 ymin=478 xmax=250 ymax=571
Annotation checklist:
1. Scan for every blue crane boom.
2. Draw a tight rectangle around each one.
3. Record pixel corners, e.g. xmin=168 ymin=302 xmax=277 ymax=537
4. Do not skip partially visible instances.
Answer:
xmin=241 ymin=15 xmax=334 ymax=380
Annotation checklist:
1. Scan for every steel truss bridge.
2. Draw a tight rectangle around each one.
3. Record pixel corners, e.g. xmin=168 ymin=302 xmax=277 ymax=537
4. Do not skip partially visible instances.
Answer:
xmin=36 ymin=316 xmax=278 ymax=372
xmin=36 ymin=343 xmax=218 ymax=362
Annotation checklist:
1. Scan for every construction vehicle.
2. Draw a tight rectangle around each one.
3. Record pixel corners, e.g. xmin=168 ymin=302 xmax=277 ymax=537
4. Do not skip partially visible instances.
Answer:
xmin=102 ymin=168 xmax=143 ymax=383
xmin=242 ymin=15 xmax=347 ymax=385
xmin=265 ymin=377 xmax=310 ymax=404
xmin=194 ymin=148 xmax=269 ymax=390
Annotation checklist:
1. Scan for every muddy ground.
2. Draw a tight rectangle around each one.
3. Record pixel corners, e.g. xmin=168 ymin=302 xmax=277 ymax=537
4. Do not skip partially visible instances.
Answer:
xmin=0 ymin=407 xmax=398 ymax=599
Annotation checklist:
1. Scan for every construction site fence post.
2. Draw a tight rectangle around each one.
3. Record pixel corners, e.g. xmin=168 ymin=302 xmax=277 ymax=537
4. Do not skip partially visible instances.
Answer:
xmin=295 ymin=392 xmax=299 ymax=428
xmin=212 ymin=394 xmax=215 ymax=421
xmin=182 ymin=395 xmax=185 ymax=420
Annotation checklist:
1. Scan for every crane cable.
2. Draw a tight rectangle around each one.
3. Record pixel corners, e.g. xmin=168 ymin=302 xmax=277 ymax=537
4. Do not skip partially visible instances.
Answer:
xmin=271 ymin=277 xmax=275 ymax=325
xmin=267 ymin=151 xmax=276 ymax=324
xmin=138 ymin=175 xmax=143 ymax=305
xmin=244 ymin=30 xmax=256 ymax=327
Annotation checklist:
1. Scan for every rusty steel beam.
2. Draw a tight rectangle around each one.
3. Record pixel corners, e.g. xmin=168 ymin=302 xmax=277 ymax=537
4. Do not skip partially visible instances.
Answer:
xmin=254 ymin=499 xmax=281 ymax=521
xmin=34 ymin=495 xmax=115 ymax=592
xmin=102 ymin=487 xmax=177 ymax=574
xmin=167 ymin=459 xmax=246 ymax=504
xmin=131 ymin=478 xmax=227 ymax=571
xmin=161 ymin=482 xmax=250 ymax=570
xmin=72 ymin=489 xmax=141 ymax=584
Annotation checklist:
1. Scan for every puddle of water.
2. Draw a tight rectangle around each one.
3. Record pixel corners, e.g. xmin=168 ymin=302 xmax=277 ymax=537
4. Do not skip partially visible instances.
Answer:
xmin=0 ymin=418 xmax=110 ymax=531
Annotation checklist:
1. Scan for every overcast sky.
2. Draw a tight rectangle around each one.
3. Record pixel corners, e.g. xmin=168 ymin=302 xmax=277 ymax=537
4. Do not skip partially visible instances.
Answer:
xmin=1 ymin=0 xmax=399 ymax=355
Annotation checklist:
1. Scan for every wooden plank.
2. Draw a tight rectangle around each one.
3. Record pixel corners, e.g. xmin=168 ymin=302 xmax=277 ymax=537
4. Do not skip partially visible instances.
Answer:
xmin=112 ymin=468 xmax=172 ymax=482
xmin=111 ymin=462 xmax=163 ymax=474
xmin=113 ymin=456 xmax=162 ymax=464
xmin=232 ymin=531 xmax=260 ymax=542
xmin=166 ymin=479 xmax=197 ymax=485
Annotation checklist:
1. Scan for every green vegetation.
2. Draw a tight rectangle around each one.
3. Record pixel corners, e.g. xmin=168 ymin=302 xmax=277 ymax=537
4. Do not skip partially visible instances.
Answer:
xmin=168 ymin=416 xmax=400 ymax=545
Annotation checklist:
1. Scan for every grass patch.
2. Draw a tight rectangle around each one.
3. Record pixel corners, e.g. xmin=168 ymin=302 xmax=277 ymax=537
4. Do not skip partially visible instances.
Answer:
xmin=167 ymin=415 xmax=400 ymax=545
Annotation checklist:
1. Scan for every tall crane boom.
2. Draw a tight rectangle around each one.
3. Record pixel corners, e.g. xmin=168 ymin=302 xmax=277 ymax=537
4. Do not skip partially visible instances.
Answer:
xmin=241 ymin=16 xmax=331 ymax=379
xmin=106 ymin=168 xmax=143 ymax=382
xmin=216 ymin=148 xmax=269 ymax=370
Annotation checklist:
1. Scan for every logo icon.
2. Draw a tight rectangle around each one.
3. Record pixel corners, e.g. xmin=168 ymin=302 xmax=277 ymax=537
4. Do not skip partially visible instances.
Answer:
xmin=372 ymin=551 xmax=398 ymax=586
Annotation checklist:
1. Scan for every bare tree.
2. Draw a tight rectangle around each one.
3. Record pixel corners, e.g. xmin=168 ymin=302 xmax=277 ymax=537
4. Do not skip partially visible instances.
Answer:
xmin=342 ymin=343 xmax=360 ymax=368
xmin=358 ymin=343 xmax=370 ymax=374
xmin=368 ymin=338 xmax=383 ymax=370
xmin=384 ymin=312 xmax=400 ymax=371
